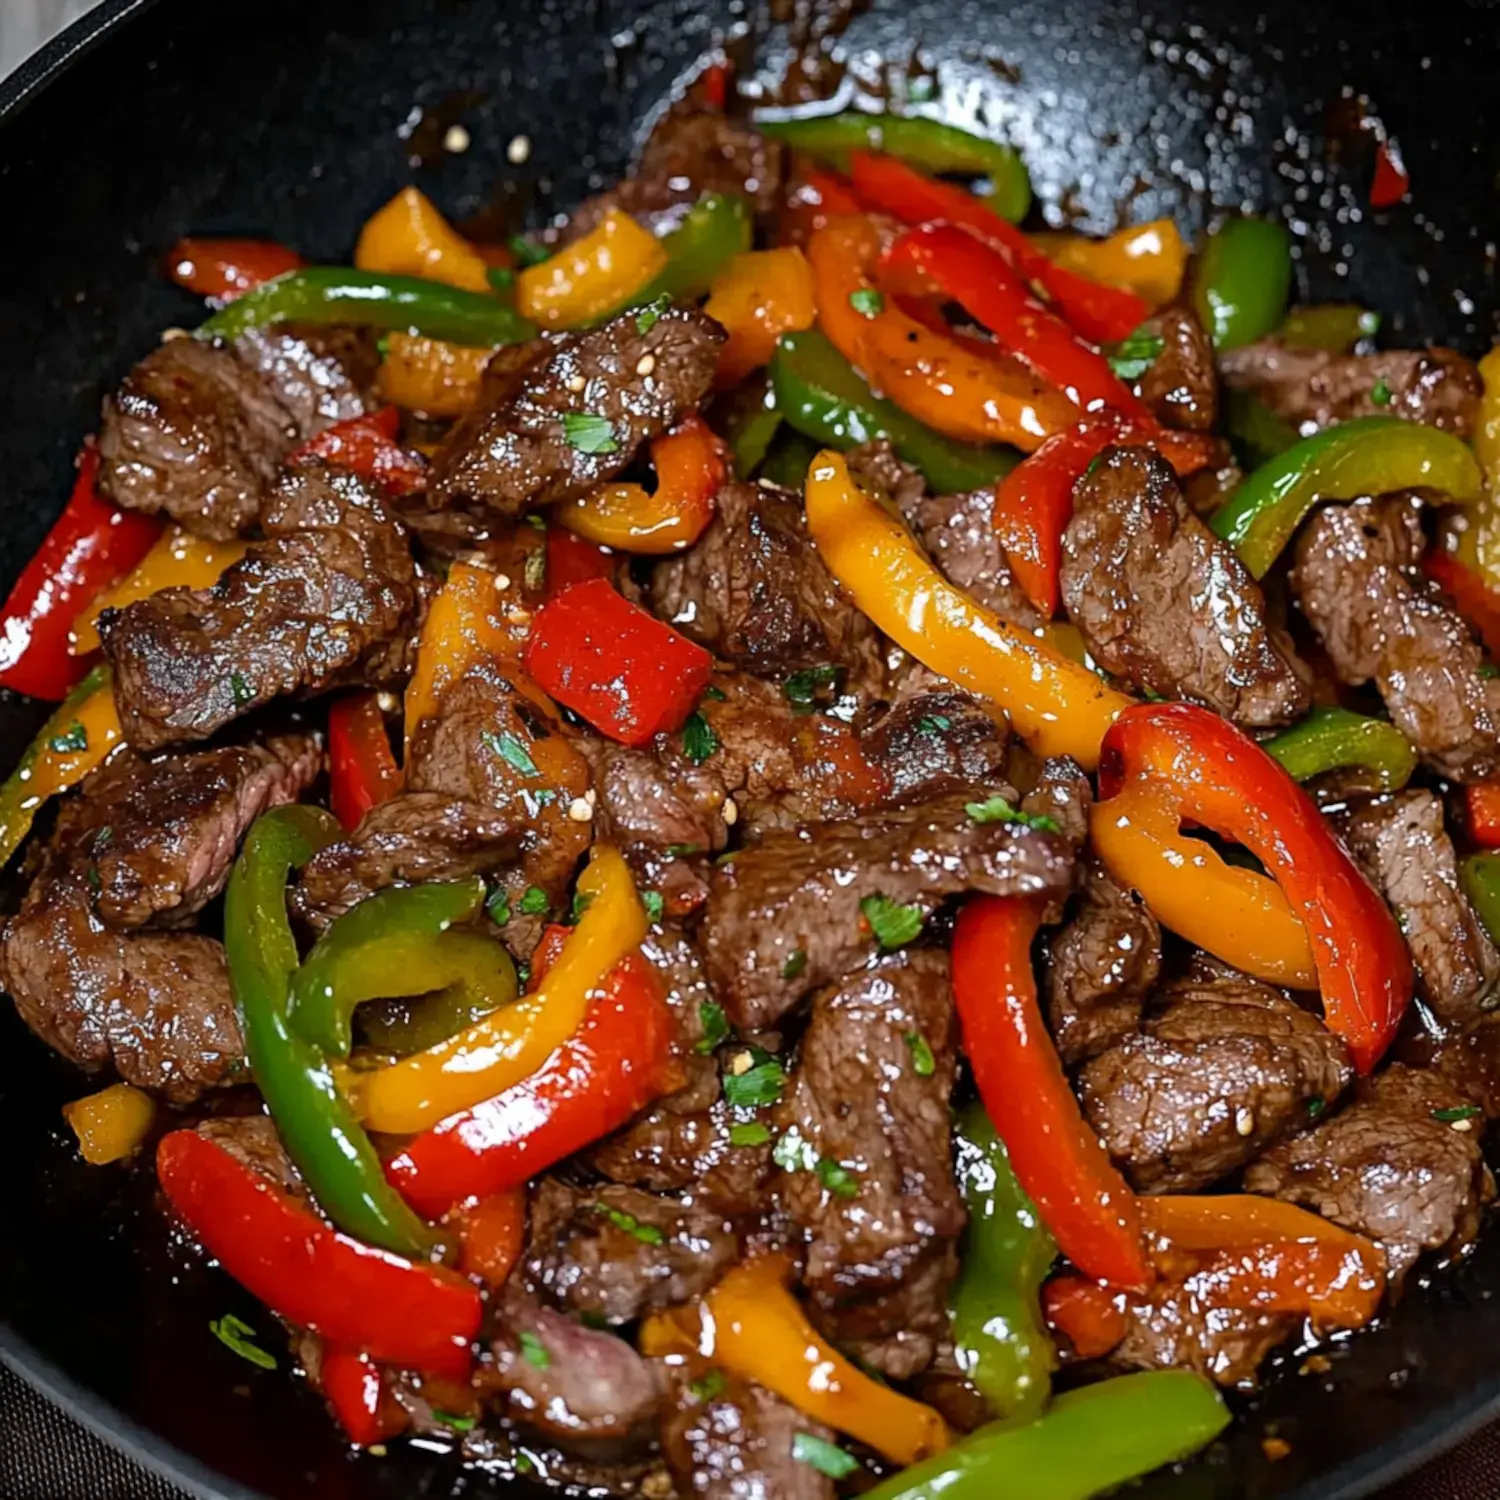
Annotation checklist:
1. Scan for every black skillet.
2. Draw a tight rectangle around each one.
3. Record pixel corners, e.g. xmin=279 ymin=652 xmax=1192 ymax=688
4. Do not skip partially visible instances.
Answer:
xmin=1 ymin=0 xmax=1499 ymax=1495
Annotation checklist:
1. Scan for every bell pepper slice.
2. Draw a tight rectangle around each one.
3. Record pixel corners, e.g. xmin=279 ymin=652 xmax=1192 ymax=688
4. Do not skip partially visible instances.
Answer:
xmin=1423 ymin=545 xmax=1500 ymax=659
xmin=545 ymin=527 xmax=617 ymax=596
xmin=0 ymin=664 xmax=122 ymax=871
xmin=456 ymin=1189 xmax=529 ymax=1286
xmin=1041 ymin=1277 xmax=1130 ymax=1359
xmin=804 ymin=450 xmax=1131 ymax=767
xmin=355 ymin=844 xmax=647 ymax=1135
xmin=326 ymin=691 xmax=401 ymax=832
xmin=1277 ymin=303 xmax=1382 ymax=353
xmin=197 ymin=267 xmax=538 ymax=348
xmin=1098 ymin=703 xmax=1412 ymax=1072
xmin=385 ymin=949 xmax=676 ymax=1217
xmin=1262 ymin=706 xmax=1417 ymax=793
xmin=1223 ymin=387 xmax=1301 ymax=469
xmin=1465 ymin=782 xmax=1500 ymax=851
xmin=167 ymin=237 xmax=305 ymax=303
xmin=286 ymin=406 xmax=427 ymax=497
xmin=355 ymin=186 xmax=493 ymax=295
xmin=517 ymin=208 xmax=667 ymax=330
xmin=0 ymin=447 xmax=163 ymax=699
xmin=952 ymin=895 xmax=1150 ymax=1289
xmin=1191 ymin=216 xmax=1293 ymax=350
xmin=377 ymin=331 xmax=494 ymax=418
xmin=859 ymin=1371 xmax=1229 ymax=1500
xmin=523 ymin=577 xmax=713 ymax=745
xmin=157 ymin=1129 xmax=480 ymax=1379
xmin=951 ymin=1101 xmax=1057 ymax=1422
xmin=641 ymin=1253 xmax=950 ymax=1467
xmin=62 ymin=1083 xmax=155 ymax=1165
xmin=1370 ymin=140 xmax=1410 ymax=209
xmin=782 ymin=164 xmax=864 ymax=241
xmin=1463 ymin=853 xmax=1500 ymax=948
xmin=322 ymin=1348 xmax=408 ymax=1447
xmin=227 ymin=805 xmax=438 ymax=1256
xmin=703 ymin=247 xmax=818 ymax=387
xmin=558 ymin=414 xmax=726 ymax=553
xmin=769 ymin=328 xmax=1019 ymax=493
xmin=1211 ymin=417 xmax=1484 ymax=580
xmin=595 ymin=194 xmax=752 ymax=322
xmin=722 ymin=393 xmax=784 ymax=480
xmin=1028 ymin=219 xmax=1189 ymax=310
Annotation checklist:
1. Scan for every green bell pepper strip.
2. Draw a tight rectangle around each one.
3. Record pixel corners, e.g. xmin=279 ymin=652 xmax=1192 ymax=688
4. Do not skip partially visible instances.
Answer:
xmin=722 ymin=397 xmax=784 ymax=479
xmin=198 ymin=267 xmax=539 ymax=348
xmin=771 ymin=328 xmax=1020 ymax=494
xmin=951 ymin=1102 xmax=1056 ymax=1422
xmin=1223 ymin=387 xmax=1300 ymax=470
xmin=359 ymin=984 xmax=515 ymax=1059
xmin=756 ymin=110 xmax=1031 ymax=223
xmin=288 ymin=878 xmax=517 ymax=1058
xmin=1211 ymin=417 xmax=1485 ymax=580
xmin=1277 ymin=303 xmax=1381 ymax=353
xmin=1462 ymin=853 xmax=1500 ymax=949
xmin=862 ymin=1371 xmax=1230 ymax=1500
xmin=758 ymin=430 xmax=823 ymax=490
xmin=226 ymin=806 xmax=436 ymax=1258
xmin=1262 ymin=706 xmax=1417 ymax=792
xmin=1192 ymin=216 xmax=1293 ymax=350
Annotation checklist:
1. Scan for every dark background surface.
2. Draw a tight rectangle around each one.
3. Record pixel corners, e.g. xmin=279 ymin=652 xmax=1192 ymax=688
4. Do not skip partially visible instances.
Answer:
xmin=3 ymin=0 xmax=1500 ymax=1497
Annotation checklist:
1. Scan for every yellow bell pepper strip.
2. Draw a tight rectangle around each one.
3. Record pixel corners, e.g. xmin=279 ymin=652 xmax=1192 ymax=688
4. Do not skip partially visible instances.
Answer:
xmin=1468 ymin=346 xmax=1500 ymax=586
xmin=703 ymin=247 xmax=817 ymax=388
xmin=69 ymin=527 xmax=248 ymax=655
xmin=640 ymin=1254 xmax=949 ymax=1467
xmin=377 ymin=331 xmax=494 ymax=418
xmin=516 ymin=209 xmax=667 ymax=330
xmin=355 ymin=186 xmax=493 ymax=294
xmin=62 ymin=1083 xmax=156 ymax=1165
xmin=0 ymin=664 xmax=122 ymax=870
xmin=1028 ymin=219 xmax=1189 ymax=311
xmin=804 ymin=450 xmax=1129 ymax=768
xmin=1277 ymin=303 xmax=1382 ymax=353
xmin=354 ymin=844 xmax=647 ymax=1134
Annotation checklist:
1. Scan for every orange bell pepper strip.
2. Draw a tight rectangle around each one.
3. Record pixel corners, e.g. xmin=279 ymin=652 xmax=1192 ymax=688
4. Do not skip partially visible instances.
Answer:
xmin=804 ymin=449 xmax=1130 ymax=768
xmin=1465 ymin=777 xmax=1500 ymax=850
xmin=1029 ymin=220 xmax=1189 ymax=311
xmin=703 ymin=247 xmax=818 ymax=387
xmin=355 ymin=186 xmax=493 ymax=294
xmin=354 ymin=844 xmax=648 ymax=1134
xmin=1089 ymin=781 xmax=1318 ymax=990
xmin=456 ymin=1189 xmax=529 ymax=1287
xmin=805 ymin=216 xmax=1076 ymax=452
xmin=640 ymin=1254 xmax=949 ymax=1466
xmin=69 ymin=527 xmax=248 ymax=655
xmin=1423 ymin=546 xmax=1500 ymax=659
xmin=62 ymin=1083 xmax=156 ymax=1165
xmin=557 ymin=415 xmax=727 ymax=553
xmin=781 ymin=163 xmax=864 ymax=242
xmin=516 ymin=209 xmax=667 ymax=330
xmin=377 ymin=331 xmax=494 ymax=419
xmin=1041 ymin=1277 xmax=1130 ymax=1359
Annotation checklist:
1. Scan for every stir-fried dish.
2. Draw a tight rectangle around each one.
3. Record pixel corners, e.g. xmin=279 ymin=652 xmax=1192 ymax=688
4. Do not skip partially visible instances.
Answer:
xmin=6 ymin=49 xmax=1500 ymax=1499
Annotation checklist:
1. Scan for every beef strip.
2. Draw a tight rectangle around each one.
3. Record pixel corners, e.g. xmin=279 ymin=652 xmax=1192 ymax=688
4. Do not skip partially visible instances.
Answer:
xmin=1019 ymin=756 xmax=1094 ymax=851
xmin=101 ymin=463 xmax=425 ymax=751
xmin=1426 ymin=1013 xmax=1500 ymax=1120
xmin=1047 ymin=861 xmax=1163 ymax=1066
xmin=1219 ymin=340 xmax=1482 ymax=439
xmin=1291 ymin=493 xmax=1500 ymax=781
xmin=231 ymin=323 xmax=379 ymax=437
xmin=699 ymin=790 xmax=1077 ymax=1031
xmin=1108 ymin=1282 xmax=1299 ymax=1390
xmin=1341 ymin=791 xmax=1500 ymax=1025
xmin=425 ymin=307 xmax=724 ymax=525
xmin=1079 ymin=963 xmax=1353 ymax=1193
xmin=1133 ymin=305 xmax=1218 ymax=432
xmin=858 ymin=691 xmax=1011 ymax=812
xmin=1060 ymin=446 xmax=1311 ymax=727
xmin=1244 ymin=1063 xmax=1495 ymax=1281
xmin=846 ymin=437 xmax=927 ymax=517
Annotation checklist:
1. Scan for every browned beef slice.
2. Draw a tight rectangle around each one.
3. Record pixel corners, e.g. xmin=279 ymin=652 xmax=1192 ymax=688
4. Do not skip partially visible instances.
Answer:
xmin=813 ymin=1242 xmax=960 ymax=1382
xmin=1244 ymin=1064 xmax=1495 ymax=1281
xmin=846 ymin=437 xmax=927 ymax=516
xmin=1061 ymin=446 xmax=1311 ymax=727
xmin=426 ymin=307 xmax=724 ymax=522
xmin=1047 ymin=861 xmax=1162 ymax=1066
xmin=1220 ymin=340 xmax=1482 ymax=439
xmin=523 ymin=1178 xmax=738 ymax=1325
xmin=101 ymin=463 xmax=425 ymax=751
xmin=1426 ymin=1014 xmax=1500 ymax=1120
xmin=700 ymin=791 xmax=1077 ymax=1031
xmin=1133 ymin=305 xmax=1218 ymax=432
xmin=1341 ymin=791 xmax=1500 ymax=1025
xmin=1079 ymin=964 xmax=1353 ymax=1193
xmin=1020 ymin=756 xmax=1094 ymax=851
xmin=1291 ymin=494 xmax=1500 ymax=782
xmin=859 ymin=692 xmax=1011 ymax=811
xmin=232 ymin=323 xmax=379 ymax=437
xmin=1110 ymin=1282 xmax=1299 ymax=1390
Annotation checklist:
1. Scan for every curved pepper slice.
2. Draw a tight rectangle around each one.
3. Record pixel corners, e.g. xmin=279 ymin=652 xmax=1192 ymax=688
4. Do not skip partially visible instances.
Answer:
xmin=593 ymin=194 xmax=752 ymax=323
xmin=1028 ymin=219 xmax=1189 ymax=311
xmin=287 ymin=406 xmax=427 ymax=498
xmin=703 ymin=247 xmax=817 ymax=387
xmin=1277 ymin=303 xmax=1382 ymax=354
xmin=1462 ymin=853 xmax=1500 ymax=947
xmin=456 ymin=1188 xmax=529 ymax=1287
xmin=1262 ymin=706 xmax=1417 ymax=793
xmin=326 ymin=691 xmax=401 ymax=832
xmin=322 ymin=1348 xmax=408 ymax=1447
xmin=167 ymin=238 xmax=305 ymax=303
xmin=1098 ymin=702 xmax=1412 ymax=1072
xmin=1191 ymin=216 xmax=1293 ymax=350
xmin=517 ymin=208 xmax=667 ymax=329
xmin=377 ymin=332 xmax=494 ymax=418
xmin=804 ymin=450 xmax=1131 ymax=767
xmin=355 ymin=187 xmax=493 ymax=295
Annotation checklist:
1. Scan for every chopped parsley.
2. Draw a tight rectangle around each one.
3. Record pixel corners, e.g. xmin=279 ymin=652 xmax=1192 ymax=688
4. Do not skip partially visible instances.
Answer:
xmin=486 ymin=265 xmax=516 ymax=291
xmin=1433 ymin=1105 xmax=1483 ymax=1123
xmin=793 ymin=1431 xmax=859 ymax=1479
xmin=917 ymin=714 xmax=952 ymax=735
xmin=815 ymin=1157 xmax=860 ymax=1198
xmin=849 ymin=288 xmax=885 ymax=319
xmin=570 ymin=888 xmax=597 ymax=923
xmin=966 ymin=795 xmax=1060 ymax=833
xmin=1481 ymin=663 xmax=1500 ymax=680
xmin=86 ymin=863 xmax=102 ymax=895
xmin=563 ymin=411 xmax=619 ymax=454
xmin=1083 ymin=453 xmax=1106 ymax=481
xmin=486 ymin=887 xmax=512 ymax=925
xmin=483 ymin=729 xmax=540 ymax=777
xmin=696 ymin=1000 xmax=730 ymax=1054
xmin=48 ymin=721 xmax=88 ymax=754
xmin=432 ymin=1409 xmax=477 ymax=1432
xmin=229 ymin=671 xmax=253 ymax=707
xmin=209 ymin=1313 xmax=276 ymax=1371
xmin=782 ymin=664 xmax=841 ymax=710
xmin=508 ymin=235 xmax=551 ymax=268
xmin=523 ymin=544 xmax=547 ymax=593
xmin=1370 ymin=377 xmax=1393 ymax=407
xmin=905 ymin=1030 xmax=936 ymax=1077
xmin=1358 ymin=309 xmax=1383 ymax=337
xmin=1307 ymin=1095 xmax=1327 ymax=1119
xmin=598 ymin=1203 xmax=666 ymax=1245
xmin=703 ymin=684 xmax=728 ymax=701
xmin=642 ymin=889 xmax=665 ymax=924
xmin=519 ymin=1330 xmax=551 ymax=1369
xmin=376 ymin=333 xmax=391 ymax=359
xmin=514 ymin=1453 xmax=536 ymax=1474
xmin=1107 ymin=328 xmax=1166 ymax=381
xmin=729 ymin=1121 xmax=772 ymax=1147
xmin=781 ymin=948 xmax=808 ymax=981
xmin=635 ymin=293 xmax=672 ymax=336
xmin=860 ymin=892 xmax=924 ymax=950
xmin=681 ymin=710 xmax=720 ymax=765
xmin=723 ymin=1048 xmax=786 ymax=1109
xmin=523 ymin=513 xmax=547 ymax=530
xmin=665 ymin=842 xmax=703 ymax=857
xmin=689 ymin=1369 xmax=728 ymax=1401
xmin=518 ymin=885 xmax=550 ymax=916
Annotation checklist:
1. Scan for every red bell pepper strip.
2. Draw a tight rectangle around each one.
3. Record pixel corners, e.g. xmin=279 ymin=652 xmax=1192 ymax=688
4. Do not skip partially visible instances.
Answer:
xmin=167 ymin=237 xmax=305 ymax=302
xmin=1098 ymin=703 xmax=1412 ymax=1073
xmin=951 ymin=895 xmax=1151 ymax=1290
xmin=1370 ymin=140 xmax=1410 ymax=210
xmin=327 ymin=692 xmax=402 ymax=831
xmin=286 ymin=407 xmax=427 ymax=498
xmin=699 ymin=60 xmax=731 ymax=111
xmin=157 ymin=1129 xmax=482 ymax=1380
xmin=1423 ymin=547 xmax=1500 ymax=659
xmin=386 ymin=951 xmax=678 ymax=1218
xmin=1465 ymin=779 xmax=1500 ymax=850
xmin=523 ymin=577 xmax=714 ymax=746
xmin=322 ymin=1348 xmax=409 ymax=1447
xmin=0 ymin=447 xmax=162 ymax=700
xmin=846 ymin=151 xmax=1149 ymax=344
xmin=1042 ymin=1277 xmax=1130 ymax=1359
xmin=545 ymin=527 xmax=617 ymax=597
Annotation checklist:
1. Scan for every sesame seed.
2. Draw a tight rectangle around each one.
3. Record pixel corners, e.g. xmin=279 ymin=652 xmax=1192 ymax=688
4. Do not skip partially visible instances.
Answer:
xmin=584 ymin=788 xmax=598 ymax=806
xmin=493 ymin=573 xmax=512 ymax=591
xmin=160 ymin=327 xmax=188 ymax=342
xmin=728 ymin=1050 xmax=754 ymax=1076
xmin=368 ymin=1445 xmax=388 ymax=1458
xmin=443 ymin=123 xmax=471 ymax=154
xmin=567 ymin=374 xmax=587 ymax=393
xmin=1235 ymin=1106 xmax=1255 ymax=1137
xmin=376 ymin=691 xmax=399 ymax=713
xmin=1451 ymin=1116 xmax=1476 ymax=1132
xmin=635 ymin=353 xmax=656 ymax=377
xmin=506 ymin=606 xmax=533 ymax=625
xmin=507 ymin=134 xmax=531 ymax=165
xmin=567 ymin=796 xmax=594 ymax=822
xmin=722 ymin=796 xmax=739 ymax=826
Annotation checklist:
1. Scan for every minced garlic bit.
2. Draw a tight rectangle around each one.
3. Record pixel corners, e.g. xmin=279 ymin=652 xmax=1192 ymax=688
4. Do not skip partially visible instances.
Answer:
xmin=493 ymin=573 xmax=512 ymax=591
xmin=160 ymin=327 xmax=189 ymax=342
xmin=1235 ymin=1106 xmax=1255 ymax=1137
xmin=635 ymin=353 xmax=657 ymax=377
xmin=721 ymin=796 xmax=739 ymax=826
xmin=567 ymin=374 xmax=587 ymax=393
xmin=640 ymin=1471 xmax=674 ymax=1500
xmin=728 ymin=1050 xmax=755 ymax=1077
xmin=376 ymin=691 xmax=399 ymax=713
xmin=566 ymin=796 xmax=594 ymax=823
xmin=443 ymin=123 xmax=471 ymax=154
xmin=507 ymin=134 xmax=532 ymax=165
xmin=1451 ymin=1116 xmax=1476 ymax=1132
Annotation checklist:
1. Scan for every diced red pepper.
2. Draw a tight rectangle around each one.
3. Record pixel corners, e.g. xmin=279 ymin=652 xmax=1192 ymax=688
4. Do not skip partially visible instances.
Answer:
xmin=1043 ymin=1276 xmax=1130 ymax=1359
xmin=545 ymin=528 xmax=618 ymax=597
xmin=167 ymin=237 xmax=304 ymax=302
xmin=327 ymin=692 xmax=402 ymax=831
xmin=287 ymin=408 xmax=428 ymax=498
xmin=699 ymin=60 xmax=731 ymax=111
xmin=523 ymin=577 xmax=714 ymax=745
xmin=321 ymin=1348 xmax=409 ymax=1447
xmin=1466 ymin=780 xmax=1500 ymax=849
xmin=1422 ymin=548 xmax=1500 ymax=659
xmin=0 ymin=446 xmax=163 ymax=700
xmin=157 ymin=1129 xmax=481 ymax=1380
xmin=1370 ymin=140 xmax=1410 ymax=210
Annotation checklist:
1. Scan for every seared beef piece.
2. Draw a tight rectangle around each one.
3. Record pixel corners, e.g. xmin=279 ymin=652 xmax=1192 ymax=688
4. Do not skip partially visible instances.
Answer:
xmin=1061 ymin=446 xmax=1311 ymax=727
xmin=1292 ymin=494 xmax=1500 ymax=782
xmin=1181 ymin=459 xmax=1244 ymax=520
xmin=912 ymin=1342 xmax=992 ymax=1435
xmin=847 ymin=437 xmax=927 ymax=516
xmin=1047 ymin=861 xmax=1162 ymax=1066
xmin=813 ymin=1243 xmax=960 ymax=1381
xmin=638 ymin=924 xmax=717 ymax=1049
xmin=1219 ymin=340 xmax=1482 ymax=439
xmin=1020 ymin=756 xmax=1093 ymax=851
xmin=1341 ymin=791 xmax=1500 ymax=1025
xmin=425 ymin=308 xmax=724 ymax=523
xmin=1109 ymin=1282 xmax=1299 ymax=1390
xmin=660 ymin=1367 xmax=836 ymax=1500
xmin=231 ymin=324 xmax=379 ymax=437
xmin=194 ymin=1115 xmax=301 ymax=1197
xmin=1244 ymin=1064 xmax=1495 ymax=1281
xmin=101 ymin=464 xmax=425 ymax=751
xmin=1079 ymin=964 xmax=1353 ymax=1193
xmin=648 ymin=479 xmax=884 ymax=693
xmin=700 ymin=791 xmax=1077 ymax=1031
xmin=524 ymin=1178 xmax=738 ymax=1325
xmin=859 ymin=691 xmax=1010 ymax=810
xmin=1133 ymin=305 xmax=1218 ymax=431
xmin=1427 ymin=1014 xmax=1500 ymax=1120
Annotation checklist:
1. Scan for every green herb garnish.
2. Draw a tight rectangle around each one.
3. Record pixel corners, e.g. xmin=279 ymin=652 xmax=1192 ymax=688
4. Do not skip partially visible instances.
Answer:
xmin=905 ymin=1031 xmax=936 ymax=1077
xmin=859 ymin=893 xmax=924 ymax=950
xmin=815 ymin=1157 xmax=860 ymax=1198
xmin=682 ymin=710 xmax=720 ymax=765
xmin=849 ymin=288 xmax=885 ymax=319
xmin=209 ymin=1314 xmax=276 ymax=1371
xmin=729 ymin=1121 xmax=772 ymax=1147
xmin=508 ymin=235 xmax=551 ymax=268
xmin=1107 ymin=328 xmax=1166 ymax=381
xmin=518 ymin=885 xmax=549 ymax=916
xmin=966 ymin=795 xmax=1060 ymax=833
xmin=781 ymin=948 xmax=808 ymax=981
xmin=486 ymin=887 xmax=512 ymax=925
xmin=1433 ymin=1105 xmax=1483 ymax=1123
xmin=229 ymin=671 xmax=253 ymax=708
xmin=483 ymin=729 xmax=540 ymax=777
xmin=783 ymin=664 xmax=841 ymax=708
xmin=519 ymin=1330 xmax=551 ymax=1368
xmin=48 ymin=722 xmax=88 ymax=754
xmin=793 ymin=1432 xmax=859 ymax=1479
xmin=690 ymin=1369 xmax=728 ymax=1401
xmin=1370 ymin=377 xmax=1393 ymax=406
xmin=563 ymin=411 xmax=619 ymax=454
xmin=635 ymin=293 xmax=672 ymax=336
xmin=696 ymin=1000 xmax=730 ymax=1054
xmin=642 ymin=890 xmax=665 ymax=924
xmin=598 ymin=1203 xmax=666 ymax=1245
xmin=723 ymin=1049 xmax=786 ymax=1109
